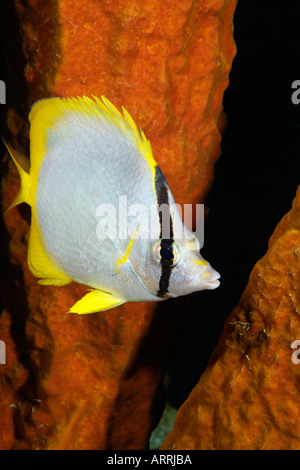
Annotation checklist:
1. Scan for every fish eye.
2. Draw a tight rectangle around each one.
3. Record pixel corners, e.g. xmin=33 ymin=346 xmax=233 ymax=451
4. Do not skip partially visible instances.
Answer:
xmin=152 ymin=240 xmax=182 ymax=267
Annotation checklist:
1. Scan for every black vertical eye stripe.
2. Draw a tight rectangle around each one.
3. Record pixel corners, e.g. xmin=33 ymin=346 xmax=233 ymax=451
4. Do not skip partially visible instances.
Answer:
xmin=154 ymin=165 xmax=174 ymax=297
xmin=160 ymin=239 xmax=176 ymax=269
xmin=160 ymin=241 xmax=174 ymax=264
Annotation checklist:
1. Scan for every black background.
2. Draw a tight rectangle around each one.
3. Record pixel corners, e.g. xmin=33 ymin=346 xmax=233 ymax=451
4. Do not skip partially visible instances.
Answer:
xmin=168 ymin=0 xmax=300 ymax=408
xmin=0 ymin=0 xmax=300 ymax=427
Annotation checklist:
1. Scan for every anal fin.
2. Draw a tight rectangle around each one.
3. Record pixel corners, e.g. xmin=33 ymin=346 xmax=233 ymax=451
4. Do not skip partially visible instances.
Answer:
xmin=69 ymin=289 xmax=125 ymax=314
xmin=28 ymin=214 xmax=72 ymax=286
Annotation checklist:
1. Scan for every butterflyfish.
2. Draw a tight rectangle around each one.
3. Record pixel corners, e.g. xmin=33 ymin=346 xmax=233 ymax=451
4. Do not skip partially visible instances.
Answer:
xmin=4 ymin=95 xmax=220 ymax=314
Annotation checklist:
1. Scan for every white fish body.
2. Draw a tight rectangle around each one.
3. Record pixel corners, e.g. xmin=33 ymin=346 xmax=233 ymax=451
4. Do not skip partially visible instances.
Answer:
xmin=5 ymin=96 xmax=220 ymax=314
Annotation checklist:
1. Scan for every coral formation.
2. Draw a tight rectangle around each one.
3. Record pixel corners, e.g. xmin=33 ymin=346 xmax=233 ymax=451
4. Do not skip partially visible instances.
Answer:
xmin=0 ymin=0 xmax=236 ymax=449
xmin=162 ymin=186 xmax=300 ymax=450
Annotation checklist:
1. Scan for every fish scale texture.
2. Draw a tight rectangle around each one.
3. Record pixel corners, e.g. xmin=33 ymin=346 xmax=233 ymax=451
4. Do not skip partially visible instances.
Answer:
xmin=162 ymin=185 xmax=300 ymax=450
xmin=1 ymin=0 xmax=236 ymax=449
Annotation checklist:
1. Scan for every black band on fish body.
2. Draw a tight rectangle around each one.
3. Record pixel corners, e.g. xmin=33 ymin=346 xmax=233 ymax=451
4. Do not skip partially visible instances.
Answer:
xmin=154 ymin=165 xmax=174 ymax=297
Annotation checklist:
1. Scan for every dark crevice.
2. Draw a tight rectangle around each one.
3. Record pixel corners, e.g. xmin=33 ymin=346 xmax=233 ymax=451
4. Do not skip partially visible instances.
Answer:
xmin=0 ymin=0 xmax=60 ymax=448
xmin=167 ymin=0 xmax=300 ymax=409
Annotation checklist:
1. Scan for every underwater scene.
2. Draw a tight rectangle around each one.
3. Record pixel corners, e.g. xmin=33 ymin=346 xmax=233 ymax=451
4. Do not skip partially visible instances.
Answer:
xmin=0 ymin=0 xmax=300 ymax=453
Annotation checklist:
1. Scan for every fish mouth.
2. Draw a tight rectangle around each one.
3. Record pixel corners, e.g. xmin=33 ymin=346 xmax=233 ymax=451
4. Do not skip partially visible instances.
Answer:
xmin=203 ymin=267 xmax=221 ymax=289
xmin=205 ymin=278 xmax=220 ymax=289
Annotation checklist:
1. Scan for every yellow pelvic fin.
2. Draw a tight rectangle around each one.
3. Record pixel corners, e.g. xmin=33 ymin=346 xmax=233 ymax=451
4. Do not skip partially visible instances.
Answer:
xmin=28 ymin=215 xmax=72 ymax=286
xmin=116 ymin=226 xmax=139 ymax=274
xmin=69 ymin=289 xmax=125 ymax=314
xmin=3 ymin=139 xmax=32 ymax=213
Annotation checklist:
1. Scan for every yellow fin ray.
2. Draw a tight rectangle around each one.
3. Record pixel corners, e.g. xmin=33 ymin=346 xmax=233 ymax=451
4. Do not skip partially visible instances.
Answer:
xmin=94 ymin=95 xmax=156 ymax=169
xmin=116 ymin=226 xmax=139 ymax=274
xmin=69 ymin=289 xmax=125 ymax=314
xmin=28 ymin=215 xmax=71 ymax=286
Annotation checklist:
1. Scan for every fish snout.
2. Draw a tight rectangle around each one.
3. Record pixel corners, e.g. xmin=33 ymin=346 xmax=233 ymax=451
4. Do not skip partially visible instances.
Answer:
xmin=202 ymin=265 xmax=221 ymax=289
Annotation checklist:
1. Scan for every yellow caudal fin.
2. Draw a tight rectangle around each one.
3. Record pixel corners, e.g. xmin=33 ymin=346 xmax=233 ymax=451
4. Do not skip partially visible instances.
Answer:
xmin=69 ymin=289 xmax=125 ymax=314
xmin=3 ymin=137 xmax=71 ymax=286
xmin=3 ymin=139 xmax=32 ymax=213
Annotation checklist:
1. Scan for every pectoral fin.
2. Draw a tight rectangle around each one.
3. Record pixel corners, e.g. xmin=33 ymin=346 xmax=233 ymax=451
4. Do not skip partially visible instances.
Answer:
xmin=69 ymin=289 xmax=125 ymax=314
xmin=115 ymin=225 xmax=139 ymax=274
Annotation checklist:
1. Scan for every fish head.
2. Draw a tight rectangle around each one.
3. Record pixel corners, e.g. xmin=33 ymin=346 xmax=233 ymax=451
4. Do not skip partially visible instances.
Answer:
xmin=149 ymin=230 xmax=220 ymax=298
xmin=129 ymin=223 xmax=220 ymax=300
xmin=168 ymin=242 xmax=220 ymax=297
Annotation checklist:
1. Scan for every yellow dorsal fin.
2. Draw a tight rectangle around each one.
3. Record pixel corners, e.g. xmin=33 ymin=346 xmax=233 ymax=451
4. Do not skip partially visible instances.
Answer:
xmin=97 ymin=95 xmax=156 ymax=169
xmin=69 ymin=289 xmax=125 ymax=314
xmin=29 ymin=95 xmax=157 ymax=175
xmin=2 ymin=139 xmax=32 ymax=213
